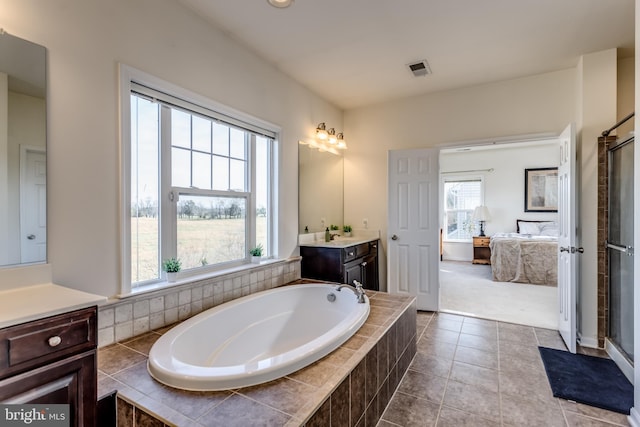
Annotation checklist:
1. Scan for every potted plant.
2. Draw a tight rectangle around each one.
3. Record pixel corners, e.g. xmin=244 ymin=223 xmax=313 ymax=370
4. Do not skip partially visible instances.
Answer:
xmin=343 ymin=225 xmax=352 ymax=237
xmin=330 ymin=224 xmax=340 ymax=231
xmin=249 ymin=244 xmax=263 ymax=263
xmin=162 ymin=257 xmax=181 ymax=282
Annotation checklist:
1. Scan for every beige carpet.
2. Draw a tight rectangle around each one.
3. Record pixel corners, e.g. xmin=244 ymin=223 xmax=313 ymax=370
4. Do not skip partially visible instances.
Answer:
xmin=440 ymin=260 xmax=558 ymax=329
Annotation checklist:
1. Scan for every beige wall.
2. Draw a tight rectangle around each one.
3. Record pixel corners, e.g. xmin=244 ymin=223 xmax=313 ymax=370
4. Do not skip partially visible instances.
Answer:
xmin=575 ymin=49 xmax=617 ymax=347
xmin=0 ymin=0 xmax=342 ymax=297
xmin=344 ymin=68 xmax=576 ymax=291
xmin=617 ymin=56 xmax=635 ymax=136
xmin=345 ymin=53 xmax=620 ymax=346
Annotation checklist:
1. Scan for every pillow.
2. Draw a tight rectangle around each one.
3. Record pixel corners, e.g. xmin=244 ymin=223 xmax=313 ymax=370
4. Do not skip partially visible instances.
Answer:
xmin=539 ymin=221 xmax=559 ymax=237
xmin=518 ymin=222 xmax=540 ymax=235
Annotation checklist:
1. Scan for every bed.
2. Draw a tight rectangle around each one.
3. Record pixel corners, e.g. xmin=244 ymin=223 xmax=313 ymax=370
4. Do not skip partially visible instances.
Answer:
xmin=489 ymin=219 xmax=558 ymax=286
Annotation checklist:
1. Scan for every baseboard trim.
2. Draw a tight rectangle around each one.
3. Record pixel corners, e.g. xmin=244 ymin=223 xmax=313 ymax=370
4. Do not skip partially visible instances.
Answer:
xmin=628 ymin=407 xmax=640 ymax=427
xmin=605 ymin=338 xmax=634 ymax=384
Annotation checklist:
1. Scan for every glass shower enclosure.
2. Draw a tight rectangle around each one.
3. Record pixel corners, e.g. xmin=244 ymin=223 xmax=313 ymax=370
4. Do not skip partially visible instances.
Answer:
xmin=607 ymin=134 xmax=634 ymax=365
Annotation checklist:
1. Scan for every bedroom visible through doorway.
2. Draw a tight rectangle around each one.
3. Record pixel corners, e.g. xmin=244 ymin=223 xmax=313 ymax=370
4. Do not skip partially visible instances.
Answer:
xmin=439 ymin=137 xmax=560 ymax=329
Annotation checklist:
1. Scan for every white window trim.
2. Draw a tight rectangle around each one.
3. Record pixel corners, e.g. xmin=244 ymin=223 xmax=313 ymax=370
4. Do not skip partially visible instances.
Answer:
xmin=118 ymin=64 xmax=281 ymax=295
xmin=441 ymin=174 xmax=485 ymax=243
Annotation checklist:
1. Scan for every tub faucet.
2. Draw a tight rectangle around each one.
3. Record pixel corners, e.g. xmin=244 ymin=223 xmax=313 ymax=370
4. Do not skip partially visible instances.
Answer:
xmin=336 ymin=280 xmax=366 ymax=303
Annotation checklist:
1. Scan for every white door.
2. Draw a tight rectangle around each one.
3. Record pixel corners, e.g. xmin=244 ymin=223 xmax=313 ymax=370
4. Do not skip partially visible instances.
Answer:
xmin=388 ymin=148 xmax=439 ymax=310
xmin=558 ymin=123 xmax=578 ymax=353
xmin=20 ymin=148 xmax=47 ymax=263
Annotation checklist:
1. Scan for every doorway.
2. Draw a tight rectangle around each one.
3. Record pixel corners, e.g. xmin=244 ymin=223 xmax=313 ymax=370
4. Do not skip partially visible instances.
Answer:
xmin=438 ymin=137 xmax=561 ymax=329
xmin=20 ymin=146 xmax=46 ymax=264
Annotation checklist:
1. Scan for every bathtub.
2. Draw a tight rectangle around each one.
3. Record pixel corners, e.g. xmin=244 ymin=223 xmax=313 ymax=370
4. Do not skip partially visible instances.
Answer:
xmin=147 ymin=283 xmax=370 ymax=391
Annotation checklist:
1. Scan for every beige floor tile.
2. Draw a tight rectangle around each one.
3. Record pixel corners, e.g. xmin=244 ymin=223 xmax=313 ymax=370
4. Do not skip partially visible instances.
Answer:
xmin=498 ymin=327 xmax=538 ymax=345
xmin=454 ymin=345 xmax=499 ymax=370
xmin=460 ymin=321 xmax=498 ymax=338
xmin=417 ymin=336 xmax=457 ymax=360
xmin=457 ymin=332 xmax=498 ymax=353
xmin=431 ymin=317 xmax=463 ymax=331
xmin=442 ymin=379 xmax=501 ymax=423
xmin=449 ymin=361 xmax=499 ymax=393
xmin=424 ymin=327 xmax=460 ymax=344
xmin=397 ymin=370 xmax=447 ymax=404
xmin=409 ymin=352 xmax=452 ymax=378
xmin=559 ymin=400 xmax=630 ymax=426
xmin=381 ymin=391 xmax=440 ymax=427
xmin=501 ymin=392 xmax=565 ymax=427
xmin=436 ymin=406 xmax=500 ymax=427
xmin=564 ymin=411 xmax=630 ymax=427
xmin=499 ymin=368 xmax=556 ymax=404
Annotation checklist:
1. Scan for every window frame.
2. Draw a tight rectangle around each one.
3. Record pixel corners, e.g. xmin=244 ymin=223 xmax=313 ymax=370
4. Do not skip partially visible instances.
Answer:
xmin=441 ymin=175 xmax=485 ymax=243
xmin=119 ymin=64 xmax=279 ymax=294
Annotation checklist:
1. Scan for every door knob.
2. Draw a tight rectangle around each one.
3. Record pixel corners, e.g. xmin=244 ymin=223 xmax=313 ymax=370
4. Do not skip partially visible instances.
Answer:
xmin=27 ymin=234 xmax=36 ymax=240
xmin=391 ymin=235 xmax=398 ymax=240
xmin=560 ymin=246 xmax=569 ymax=252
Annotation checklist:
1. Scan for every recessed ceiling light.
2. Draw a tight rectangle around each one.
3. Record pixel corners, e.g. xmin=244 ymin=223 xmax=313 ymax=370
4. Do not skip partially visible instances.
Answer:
xmin=267 ymin=0 xmax=294 ymax=8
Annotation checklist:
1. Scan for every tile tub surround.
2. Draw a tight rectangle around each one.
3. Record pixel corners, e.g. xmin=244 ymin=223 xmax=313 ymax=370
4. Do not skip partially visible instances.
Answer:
xmin=97 ymin=258 xmax=301 ymax=348
xmin=97 ymin=290 xmax=417 ymax=426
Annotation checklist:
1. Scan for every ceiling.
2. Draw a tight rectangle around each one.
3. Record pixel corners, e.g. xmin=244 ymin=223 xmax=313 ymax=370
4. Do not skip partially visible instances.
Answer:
xmin=177 ymin=0 xmax=635 ymax=110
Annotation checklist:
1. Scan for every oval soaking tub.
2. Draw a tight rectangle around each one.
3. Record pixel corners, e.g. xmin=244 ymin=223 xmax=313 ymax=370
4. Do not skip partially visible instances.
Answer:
xmin=147 ymin=283 xmax=370 ymax=391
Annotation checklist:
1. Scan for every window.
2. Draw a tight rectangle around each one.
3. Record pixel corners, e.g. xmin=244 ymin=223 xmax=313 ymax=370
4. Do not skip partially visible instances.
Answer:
xmin=443 ymin=178 xmax=482 ymax=241
xmin=124 ymin=71 xmax=276 ymax=290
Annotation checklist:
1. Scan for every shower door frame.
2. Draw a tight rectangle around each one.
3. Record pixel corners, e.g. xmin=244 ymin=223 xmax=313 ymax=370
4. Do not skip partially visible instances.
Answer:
xmin=597 ymin=133 xmax=634 ymax=383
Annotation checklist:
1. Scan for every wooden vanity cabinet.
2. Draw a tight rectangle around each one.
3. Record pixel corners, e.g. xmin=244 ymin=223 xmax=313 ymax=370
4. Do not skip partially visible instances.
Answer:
xmin=301 ymin=240 xmax=379 ymax=291
xmin=0 ymin=306 xmax=98 ymax=427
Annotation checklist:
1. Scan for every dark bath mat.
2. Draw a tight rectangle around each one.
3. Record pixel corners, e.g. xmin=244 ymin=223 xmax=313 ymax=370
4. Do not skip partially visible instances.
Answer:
xmin=538 ymin=346 xmax=633 ymax=414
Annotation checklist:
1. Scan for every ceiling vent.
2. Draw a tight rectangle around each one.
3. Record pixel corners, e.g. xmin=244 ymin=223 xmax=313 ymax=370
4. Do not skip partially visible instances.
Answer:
xmin=407 ymin=60 xmax=432 ymax=77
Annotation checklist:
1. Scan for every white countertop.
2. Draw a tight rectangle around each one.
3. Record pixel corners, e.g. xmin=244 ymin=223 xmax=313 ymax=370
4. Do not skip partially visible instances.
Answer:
xmin=298 ymin=229 xmax=380 ymax=249
xmin=0 ymin=283 xmax=107 ymax=328
xmin=299 ymin=237 xmax=378 ymax=248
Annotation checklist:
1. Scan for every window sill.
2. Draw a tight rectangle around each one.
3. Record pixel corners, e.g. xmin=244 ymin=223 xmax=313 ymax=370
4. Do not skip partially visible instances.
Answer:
xmin=115 ymin=257 xmax=300 ymax=300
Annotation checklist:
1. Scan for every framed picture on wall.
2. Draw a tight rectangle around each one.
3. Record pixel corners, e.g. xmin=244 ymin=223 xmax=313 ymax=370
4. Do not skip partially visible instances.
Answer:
xmin=525 ymin=167 xmax=558 ymax=212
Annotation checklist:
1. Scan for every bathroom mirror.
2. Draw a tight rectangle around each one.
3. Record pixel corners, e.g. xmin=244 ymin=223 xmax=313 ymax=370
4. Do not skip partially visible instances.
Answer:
xmin=298 ymin=143 xmax=343 ymax=233
xmin=0 ymin=31 xmax=47 ymax=267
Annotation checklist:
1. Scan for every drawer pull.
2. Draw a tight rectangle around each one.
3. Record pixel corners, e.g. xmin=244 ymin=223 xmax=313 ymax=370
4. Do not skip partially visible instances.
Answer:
xmin=348 ymin=252 xmax=354 ymax=256
xmin=48 ymin=336 xmax=62 ymax=347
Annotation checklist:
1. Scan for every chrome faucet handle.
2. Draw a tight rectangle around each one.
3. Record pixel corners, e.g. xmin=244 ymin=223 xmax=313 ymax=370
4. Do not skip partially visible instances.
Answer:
xmin=352 ymin=280 xmax=366 ymax=303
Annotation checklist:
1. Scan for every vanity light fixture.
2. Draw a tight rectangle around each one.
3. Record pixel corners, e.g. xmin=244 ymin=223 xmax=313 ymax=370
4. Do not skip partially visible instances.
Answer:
xmin=316 ymin=123 xmax=328 ymax=140
xmin=327 ymin=128 xmax=337 ymax=145
xmin=267 ymin=0 xmax=294 ymax=8
xmin=336 ymin=133 xmax=347 ymax=149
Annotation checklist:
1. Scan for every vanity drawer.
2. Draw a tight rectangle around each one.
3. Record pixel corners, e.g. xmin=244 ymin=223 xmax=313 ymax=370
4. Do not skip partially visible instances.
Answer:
xmin=0 ymin=306 xmax=96 ymax=379
xmin=343 ymin=243 xmax=370 ymax=262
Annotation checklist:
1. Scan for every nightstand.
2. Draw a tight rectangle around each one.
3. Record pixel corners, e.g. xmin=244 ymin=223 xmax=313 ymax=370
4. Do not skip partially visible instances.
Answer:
xmin=472 ymin=236 xmax=491 ymax=265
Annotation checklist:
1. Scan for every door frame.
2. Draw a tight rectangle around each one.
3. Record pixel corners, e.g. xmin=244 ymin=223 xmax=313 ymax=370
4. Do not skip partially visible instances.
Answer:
xmin=436 ymin=132 xmax=572 ymax=335
xmin=19 ymin=145 xmax=47 ymax=264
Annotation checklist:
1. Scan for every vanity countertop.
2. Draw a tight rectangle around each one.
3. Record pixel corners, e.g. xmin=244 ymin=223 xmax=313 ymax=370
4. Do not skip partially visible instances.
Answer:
xmin=299 ymin=236 xmax=378 ymax=249
xmin=0 ymin=283 xmax=106 ymax=329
